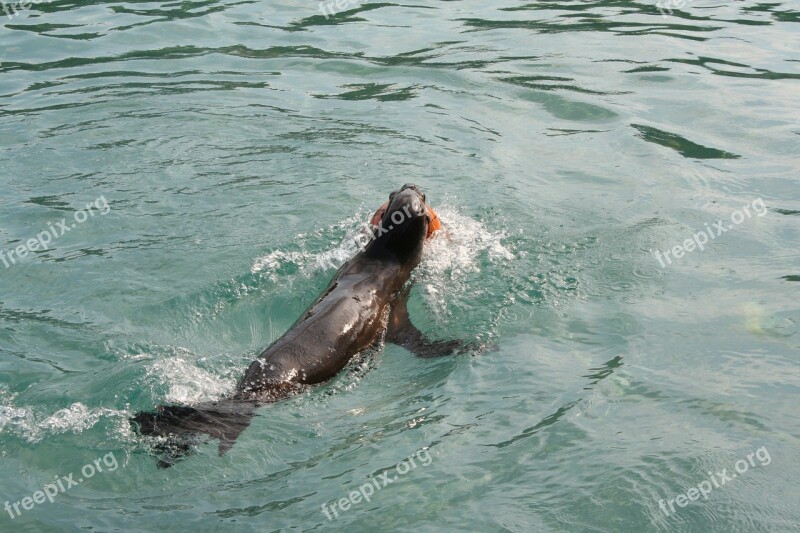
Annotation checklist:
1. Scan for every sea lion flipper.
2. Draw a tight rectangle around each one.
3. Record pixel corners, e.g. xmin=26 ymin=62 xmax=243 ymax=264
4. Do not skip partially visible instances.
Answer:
xmin=131 ymin=401 xmax=255 ymax=467
xmin=387 ymin=286 xmax=471 ymax=358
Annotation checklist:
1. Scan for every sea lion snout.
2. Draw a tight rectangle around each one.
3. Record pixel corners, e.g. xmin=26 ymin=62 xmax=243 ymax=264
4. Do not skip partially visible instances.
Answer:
xmin=391 ymin=188 xmax=426 ymax=217
xmin=388 ymin=183 xmax=431 ymax=221
xmin=370 ymin=184 xmax=440 ymax=239
xmin=399 ymin=183 xmax=425 ymax=199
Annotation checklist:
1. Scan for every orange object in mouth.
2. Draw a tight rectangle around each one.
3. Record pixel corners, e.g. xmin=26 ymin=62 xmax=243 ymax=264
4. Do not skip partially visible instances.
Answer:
xmin=426 ymin=206 xmax=442 ymax=237
xmin=369 ymin=202 xmax=441 ymax=239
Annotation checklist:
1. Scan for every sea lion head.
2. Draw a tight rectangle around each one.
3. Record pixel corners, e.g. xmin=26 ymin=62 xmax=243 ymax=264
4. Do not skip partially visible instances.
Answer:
xmin=366 ymin=184 xmax=435 ymax=265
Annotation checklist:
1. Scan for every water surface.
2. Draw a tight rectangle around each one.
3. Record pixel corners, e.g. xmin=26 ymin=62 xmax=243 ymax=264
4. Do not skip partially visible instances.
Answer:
xmin=1 ymin=0 xmax=799 ymax=531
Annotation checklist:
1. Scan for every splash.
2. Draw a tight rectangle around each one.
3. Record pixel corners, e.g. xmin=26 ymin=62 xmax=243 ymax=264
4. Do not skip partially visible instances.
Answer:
xmin=250 ymin=205 xmax=514 ymax=296
xmin=0 ymin=388 xmax=126 ymax=443
xmin=416 ymin=205 xmax=515 ymax=317
xmin=418 ymin=206 xmax=514 ymax=276
xmin=250 ymin=210 xmax=372 ymax=277
xmin=145 ymin=351 xmax=238 ymax=405
xmin=251 ymin=250 xmax=310 ymax=278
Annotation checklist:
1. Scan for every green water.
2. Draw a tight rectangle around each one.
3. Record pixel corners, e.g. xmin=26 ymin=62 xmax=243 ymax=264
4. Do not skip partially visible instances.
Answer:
xmin=1 ymin=0 xmax=799 ymax=531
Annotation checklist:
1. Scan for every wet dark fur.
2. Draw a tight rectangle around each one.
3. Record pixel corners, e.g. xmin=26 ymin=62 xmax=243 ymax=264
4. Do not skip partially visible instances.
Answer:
xmin=132 ymin=185 xmax=468 ymax=467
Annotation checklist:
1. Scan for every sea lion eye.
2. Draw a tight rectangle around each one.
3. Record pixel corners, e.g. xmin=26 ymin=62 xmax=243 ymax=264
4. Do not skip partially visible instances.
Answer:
xmin=389 ymin=191 xmax=397 ymax=201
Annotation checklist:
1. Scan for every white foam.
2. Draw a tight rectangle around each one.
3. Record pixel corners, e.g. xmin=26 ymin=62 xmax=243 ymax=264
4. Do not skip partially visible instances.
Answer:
xmin=250 ymin=250 xmax=309 ymax=277
xmin=420 ymin=206 xmax=514 ymax=274
xmin=416 ymin=205 xmax=515 ymax=316
xmin=250 ymin=211 xmax=372 ymax=277
xmin=146 ymin=352 xmax=237 ymax=405
xmin=0 ymin=388 xmax=126 ymax=443
xmin=38 ymin=403 xmax=120 ymax=435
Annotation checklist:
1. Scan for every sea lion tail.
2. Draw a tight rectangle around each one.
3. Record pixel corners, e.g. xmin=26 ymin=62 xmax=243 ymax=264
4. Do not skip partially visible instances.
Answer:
xmin=131 ymin=401 xmax=255 ymax=468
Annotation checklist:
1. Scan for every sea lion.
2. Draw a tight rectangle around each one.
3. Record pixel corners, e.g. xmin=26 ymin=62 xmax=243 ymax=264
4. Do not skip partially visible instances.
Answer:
xmin=132 ymin=184 xmax=467 ymax=466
